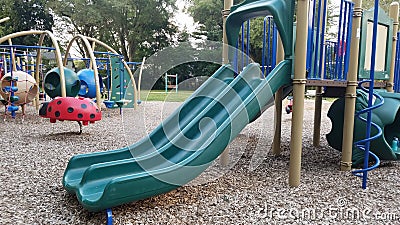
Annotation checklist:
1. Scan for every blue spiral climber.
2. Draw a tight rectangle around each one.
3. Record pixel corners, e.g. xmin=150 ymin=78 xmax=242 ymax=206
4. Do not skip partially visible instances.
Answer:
xmin=351 ymin=0 xmax=382 ymax=189
xmin=351 ymin=82 xmax=383 ymax=189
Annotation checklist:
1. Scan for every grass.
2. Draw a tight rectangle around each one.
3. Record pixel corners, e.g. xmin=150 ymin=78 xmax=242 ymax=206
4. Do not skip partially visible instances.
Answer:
xmin=138 ymin=90 xmax=338 ymax=103
xmin=139 ymin=90 xmax=194 ymax=102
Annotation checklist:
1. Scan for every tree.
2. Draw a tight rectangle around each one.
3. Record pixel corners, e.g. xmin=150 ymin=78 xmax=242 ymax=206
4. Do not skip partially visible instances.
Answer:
xmin=0 ymin=0 xmax=54 ymax=45
xmin=187 ymin=0 xmax=242 ymax=42
xmin=362 ymin=0 xmax=393 ymax=12
xmin=187 ymin=0 xmax=223 ymax=41
xmin=49 ymin=0 xmax=179 ymax=62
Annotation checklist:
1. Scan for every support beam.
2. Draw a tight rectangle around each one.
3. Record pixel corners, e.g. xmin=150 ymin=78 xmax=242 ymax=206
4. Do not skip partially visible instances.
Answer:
xmin=313 ymin=87 xmax=323 ymax=147
xmin=341 ymin=0 xmax=363 ymax=171
xmin=273 ymin=87 xmax=283 ymax=154
xmin=220 ymin=0 xmax=233 ymax=166
xmin=312 ymin=0 xmax=327 ymax=147
xmin=387 ymin=2 xmax=399 ymax=92
xmin=272 ymin=34 xmax=285 ymax=155
xmin=289 ymin=0 xmax=309 ymax=187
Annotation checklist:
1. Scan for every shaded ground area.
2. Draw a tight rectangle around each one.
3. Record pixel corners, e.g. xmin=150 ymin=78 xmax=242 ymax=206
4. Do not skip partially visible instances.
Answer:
xmin=1 ymin=100 xmax=399 ymax=224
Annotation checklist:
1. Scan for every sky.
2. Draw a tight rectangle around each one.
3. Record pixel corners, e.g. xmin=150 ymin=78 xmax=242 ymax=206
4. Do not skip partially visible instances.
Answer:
xmin=174 ymin=0 xmax=197 ymax=33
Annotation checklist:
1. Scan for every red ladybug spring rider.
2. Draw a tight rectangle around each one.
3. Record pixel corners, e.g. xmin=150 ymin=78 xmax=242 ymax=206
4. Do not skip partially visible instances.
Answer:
xmin=39 ymin=97 xmax=102 ymax=134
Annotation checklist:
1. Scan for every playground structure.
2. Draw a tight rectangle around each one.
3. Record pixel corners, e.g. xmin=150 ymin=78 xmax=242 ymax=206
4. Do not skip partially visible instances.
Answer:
xmin=61 ymin=0 xmax=400 ymax=215
xmin=0 ymin=30 xmax=146 ymax=131
xmin=226 ymin=0 xmax=400 ymax=187
xmin=0 ymin=70 xmax=38 ymax=118
xmin=0 ymin=43 xmax=46 ymax=118
xmin=0 ymin=31 xmax=63 ymax=120
xmin=67 ymin=50 xmax=144 ymax=109
xmin=165 ymin=73 xmax=178 ymax=93
xmin=1 ymin=1 xmax=400 ymax=223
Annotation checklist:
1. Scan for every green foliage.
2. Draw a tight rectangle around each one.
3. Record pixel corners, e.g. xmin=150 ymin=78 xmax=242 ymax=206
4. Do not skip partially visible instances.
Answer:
xmin=50 ymin=0 xmax=179 ymax=62
xmin=0 ymin=0 xmax=54 ymax=45
xmin=188 ymin=0 xmax=242 ymax=41
xmin=362 ymin=0 xmax=393 ymax=12
xmin=188 ymin=0 xmax=223 ymax=41
xmin=73 ymin=60 xmax=87 ymax=71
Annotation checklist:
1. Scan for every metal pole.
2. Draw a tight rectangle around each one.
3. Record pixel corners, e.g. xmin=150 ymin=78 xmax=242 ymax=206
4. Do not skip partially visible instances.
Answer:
xmin=175 ymin=75 xmax=177 ymax=93
xmin=262 ymin=17 xmax=267 ymax=76
xmin=138 ymin=57 xmax=146 ymax=102
xmin=388 ymin=2 xmax=399 ymax=92
xmin=165 ymin=73 xmax=168 ymax=93
xmin=289 ymin=0 xmax=309 ymax=187
xmin=395 ymin=32 xmax=400 ymax=92
xmin=220 ymin=0 xmax=233 ymax=166
xmin=266 ymin=18 xmax=271 ymax=74
xmin=336 ymin=0 xmax=345 ymax=80
xmin=341 ymin=0 xmax=362 ymax=171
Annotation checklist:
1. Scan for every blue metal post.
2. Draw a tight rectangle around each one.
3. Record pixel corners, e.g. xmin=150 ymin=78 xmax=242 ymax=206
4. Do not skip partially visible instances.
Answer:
xmin=241 ymin=24 xmax=245 ymax=71
xmin=394 ymin=32 xmax=400 ymax=92
xmin=266 ymin=17 xmax=272 ymax=74
xmin=307 ymin=0 xmax=316 ymax=75
xmin=338 ymin=1 xmax=349 ymax=80
xmin=272 ymin=23 xmax=278 ymax=68
xmin=318 ymin=0 xmax=328 ymax=80
xmin=10 ymin=47 xmax=16 ymax=119
xmin=119 ymin=57 xmax=124 ymax=114
xmin=362 ymin=0 xmax=378 ymax=189
xmin=362 ymin=0 xmax=380 ymax=189
xmin=335 ymin=0 xmax=345 ymax=80
xmin=246 ymin=20 xmax=250 ymax=66
xmin=106 ymin=209 xmax=113 ymax=225
xmin=312 ymin=0 xmax=322 ymax=79
xmin=343 ymin=1 xmax=354 ymax=80
xmin=262 ymin=17 xmax=267 ymax=76
xmin=106 ymin=59 xmax=111 ymax=99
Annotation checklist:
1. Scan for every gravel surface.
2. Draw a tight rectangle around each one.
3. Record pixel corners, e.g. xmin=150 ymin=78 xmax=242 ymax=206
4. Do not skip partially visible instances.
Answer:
xmin=1 ymin=99 xmax=400 ymax=224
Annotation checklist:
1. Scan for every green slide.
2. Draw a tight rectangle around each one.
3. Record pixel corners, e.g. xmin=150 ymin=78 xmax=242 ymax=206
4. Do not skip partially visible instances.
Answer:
xmin=327 ymin=91 xmax=400 ymax=165
xmin=63 ymin=61 xmax=292 ymax=211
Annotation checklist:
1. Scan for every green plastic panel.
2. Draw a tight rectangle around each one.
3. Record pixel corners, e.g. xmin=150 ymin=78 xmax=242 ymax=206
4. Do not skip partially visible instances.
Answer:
xmin=225 ymin=0 xmax=295 ymax=59
xmin=327 ymin=91 xmax=400 ymax=165
xmin=109 ymin=57 xmax=134 ymax=108
xmin=358 ymin=7 xmax=394 ymax=80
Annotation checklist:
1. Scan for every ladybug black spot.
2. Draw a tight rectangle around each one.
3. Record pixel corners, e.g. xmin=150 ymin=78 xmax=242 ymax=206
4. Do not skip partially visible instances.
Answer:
xmin=90 ymin=114 xmax=95 ymax=119
xmin=81 ymin=104 xmax=87 ymax=109
xmin=78 ymin=113 xmax=83 ymax=119
xmin=48 ymin=106 xmax=52 ymax=112
xmin=67 ymin=107 xmax=74 ymax=113
xmin=57 ymin=100 xmax=62 ymax=105
xmin=55 ymin=111 xmax=60 ymax=117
